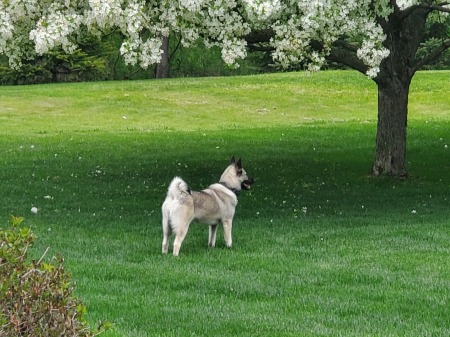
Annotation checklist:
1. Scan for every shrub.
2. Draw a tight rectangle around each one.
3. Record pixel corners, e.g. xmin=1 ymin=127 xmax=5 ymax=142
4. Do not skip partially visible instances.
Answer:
xmin=0 ymin=215 xmax=108 ymax=337
xmin=0 ymin=49 xmax=107 ymax=85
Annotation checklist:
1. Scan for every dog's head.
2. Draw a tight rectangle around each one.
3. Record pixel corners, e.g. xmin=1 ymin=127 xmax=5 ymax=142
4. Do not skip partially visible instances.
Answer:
xmin=234 ymin=157 xmax=255 ymax=191
xmin=220 ymin=156 xmax=255 ymax=193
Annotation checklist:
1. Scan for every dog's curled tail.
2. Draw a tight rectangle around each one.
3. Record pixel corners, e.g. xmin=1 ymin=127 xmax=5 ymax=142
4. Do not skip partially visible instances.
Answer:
xmin=167 ymin=176 xmax=191 ymax=200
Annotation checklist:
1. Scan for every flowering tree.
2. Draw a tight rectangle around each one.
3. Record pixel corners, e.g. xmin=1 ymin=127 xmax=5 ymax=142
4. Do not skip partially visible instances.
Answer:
xmin=1 ymin=0 xmax=449 ymax=177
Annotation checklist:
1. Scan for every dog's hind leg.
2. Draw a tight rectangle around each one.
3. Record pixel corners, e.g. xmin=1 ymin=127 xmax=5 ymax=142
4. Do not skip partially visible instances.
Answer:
xmin=162 ymin=212 xmax=171 ymax=254
xmin=173 ymin=223 xmax=190 ymax=256
xmin=223 ymin=219 xmax=233 ymax=248
xmin=208 ymin=225 xmax=218 ymax=247
xmin=170 ymin=205 xmax=194 ymax=256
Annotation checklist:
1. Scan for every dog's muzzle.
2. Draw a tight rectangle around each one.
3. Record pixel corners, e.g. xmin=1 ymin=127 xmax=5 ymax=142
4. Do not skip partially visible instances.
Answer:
xmin=241 ymin=177 xmax=255 ymax=190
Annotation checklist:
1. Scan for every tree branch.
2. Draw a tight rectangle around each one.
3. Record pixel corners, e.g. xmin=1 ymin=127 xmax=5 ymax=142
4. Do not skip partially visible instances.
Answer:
xmin=244 ymin=29 xmax=274 ymax=44
xmin=412 ymin=38 xmax=450 ymax=72
xmin=390 ymin=0 xmax=401 ymax=14
xmin=169 ymin=35 xmax=182 ymax=61
xmin=428 ymin=3 xmax=450 ymax=13
xmin=399 ymin=2 xmax=450 ymax=20
xmin=321 ymin=40 xmax=369 ymax=75
xmin=373 ymin=0 xmax=395 ymax=30
xmin=247 ymin=43 xmax=274 ymax=52
xmin=244 ymin=29 xmax=275 ymax=51
xmin=245 ymin=30 xmax=370 ymax=75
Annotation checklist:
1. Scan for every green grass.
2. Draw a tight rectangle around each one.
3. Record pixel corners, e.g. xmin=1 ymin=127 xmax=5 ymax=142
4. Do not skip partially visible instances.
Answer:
xmin=0 ymin=70 xmax=449 ymax=336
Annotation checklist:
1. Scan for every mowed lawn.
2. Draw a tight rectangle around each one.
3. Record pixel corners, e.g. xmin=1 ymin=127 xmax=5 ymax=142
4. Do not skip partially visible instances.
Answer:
xmin=0 ymin=71 xmax=449 ymax=336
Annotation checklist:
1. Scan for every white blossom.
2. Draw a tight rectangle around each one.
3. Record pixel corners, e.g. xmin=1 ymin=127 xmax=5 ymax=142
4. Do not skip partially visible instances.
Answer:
xmin=243 ymin=0 xmax=282 ymax=22
xmin=29 ymin=3 xmax=82 ymax=55
xmin=180 ymin=0 xmax=207 ymax=12
xmin=397 ymin=0 xmax=420 ymax=9
xmin=1 ymin=0 xmax=442 ymax=74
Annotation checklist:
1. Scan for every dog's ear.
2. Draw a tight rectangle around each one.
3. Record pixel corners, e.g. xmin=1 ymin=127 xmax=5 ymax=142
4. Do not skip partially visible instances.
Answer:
xmin=236 ymin=158 xmax=242 ymax=169
xmin=230 ymin=156 xmax=236 ymax=164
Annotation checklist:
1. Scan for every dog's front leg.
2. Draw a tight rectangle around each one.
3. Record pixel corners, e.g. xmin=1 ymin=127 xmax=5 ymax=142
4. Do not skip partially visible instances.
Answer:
xmin=223 ymin=219 xmax=233 ymax=248
xmin=209 ymin=224 xmax=218 ymax=247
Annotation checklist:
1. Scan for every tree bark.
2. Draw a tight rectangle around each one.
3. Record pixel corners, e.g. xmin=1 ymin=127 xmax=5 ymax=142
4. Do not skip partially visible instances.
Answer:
xmin=373 ymin=77 xmax=411 ymax=178
xmin=155 ymin=35 xmax=170 ymax=79
xmin=371 ymin=6 xmax=429 ymax=178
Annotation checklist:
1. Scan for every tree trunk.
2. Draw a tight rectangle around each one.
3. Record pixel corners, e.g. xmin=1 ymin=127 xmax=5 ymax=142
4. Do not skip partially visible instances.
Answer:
xmin=370 ymin=7 xmax=430 ymax=178
xmin=373 ymin=77 xmax=411 ymax=178
xmin=155 ymin=35 xmax=170 ymax=79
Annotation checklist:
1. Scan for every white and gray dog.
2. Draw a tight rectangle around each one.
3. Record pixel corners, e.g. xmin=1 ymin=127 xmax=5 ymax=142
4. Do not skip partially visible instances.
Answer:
xmin=162 ymin=157 xmax=254 ymax=256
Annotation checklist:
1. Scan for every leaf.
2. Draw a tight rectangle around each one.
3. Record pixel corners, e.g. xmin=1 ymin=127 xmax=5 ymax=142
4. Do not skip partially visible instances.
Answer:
xmin=9 ymin=215 xmax=24 ymax=227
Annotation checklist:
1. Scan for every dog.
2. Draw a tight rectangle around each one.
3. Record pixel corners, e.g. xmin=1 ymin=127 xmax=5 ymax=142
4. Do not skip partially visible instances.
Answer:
xmin=162 ymin=156 xmax=254 ymax=256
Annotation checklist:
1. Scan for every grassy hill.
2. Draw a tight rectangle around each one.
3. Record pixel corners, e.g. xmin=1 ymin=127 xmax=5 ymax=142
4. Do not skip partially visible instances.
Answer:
xmin=0 ymin=71 xmax=449 ymax=336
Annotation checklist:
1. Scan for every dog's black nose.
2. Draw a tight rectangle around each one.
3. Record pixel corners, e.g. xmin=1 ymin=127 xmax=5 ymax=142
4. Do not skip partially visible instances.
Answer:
xmin=242 ymin=177 xmax=255 ymax=190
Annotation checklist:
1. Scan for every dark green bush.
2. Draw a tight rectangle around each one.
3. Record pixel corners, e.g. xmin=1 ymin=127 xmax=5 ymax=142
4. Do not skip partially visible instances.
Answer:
xmin=0 ymin=49 xmax=107 ymax=85
xmin=0 ymin=215 xmax=109 ymax=337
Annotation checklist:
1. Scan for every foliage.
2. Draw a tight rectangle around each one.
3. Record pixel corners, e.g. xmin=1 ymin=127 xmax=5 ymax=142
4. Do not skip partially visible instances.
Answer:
xmin=0 ymin=1 xmax=448 ymax=76
xmin=0 ymin=48 xmax=106 ymax=85
xmin=169 ymin=39 xmax=268 ymax=77
xmin=417 ymin=38 xmax=450 ymax=70
xmin=417 ymin=17 xmax=450 ymax=70
xmin=0 ymin=59 xmax=52 ymax=85
xmin=2 ymin=1 xmax=449 ymax=83
xmin=0 ymin=215 xmax=109 ymax=336
xmin=44 ymin=49 xmax=107 ymax=83
xmin=0 ymin=32 xmax=264 ymax=83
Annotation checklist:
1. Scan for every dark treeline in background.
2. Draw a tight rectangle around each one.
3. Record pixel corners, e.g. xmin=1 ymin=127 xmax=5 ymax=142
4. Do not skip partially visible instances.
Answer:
xmin=1 ymin=19 xmax=449 ymax=85
xmin=0 ymin=33 xmax=268 ymax=85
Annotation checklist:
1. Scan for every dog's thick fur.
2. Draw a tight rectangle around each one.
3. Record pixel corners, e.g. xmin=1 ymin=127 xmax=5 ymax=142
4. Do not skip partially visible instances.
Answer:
xmin=162 ymin=157 xmax=254 ymax=256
